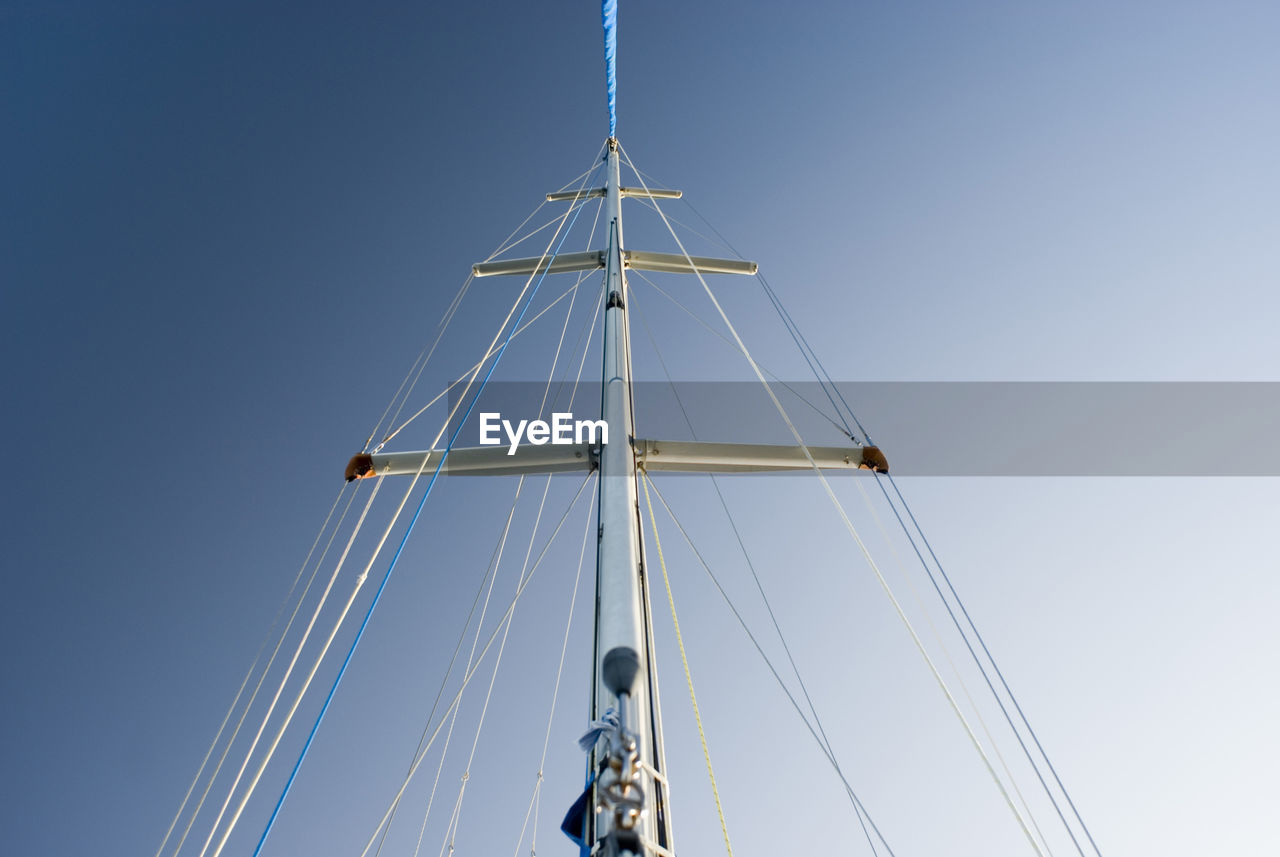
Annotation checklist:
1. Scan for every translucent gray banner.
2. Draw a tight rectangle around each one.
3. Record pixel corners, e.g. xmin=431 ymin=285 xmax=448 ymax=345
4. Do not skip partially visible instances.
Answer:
xmin=447 ymin=382 xmax=1280 ymax=476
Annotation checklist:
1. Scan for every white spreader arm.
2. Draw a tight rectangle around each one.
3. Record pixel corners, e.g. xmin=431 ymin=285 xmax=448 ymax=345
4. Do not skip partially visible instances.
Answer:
xmin=344 ymin=439 xmax=886 ymax=481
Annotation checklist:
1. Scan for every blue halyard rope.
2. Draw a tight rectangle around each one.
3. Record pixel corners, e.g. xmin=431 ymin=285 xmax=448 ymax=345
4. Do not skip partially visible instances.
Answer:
xmin=602 ymin=0 xmax=618 ymax=137
xmin=250 ymin=176 xmax=597 ymax=857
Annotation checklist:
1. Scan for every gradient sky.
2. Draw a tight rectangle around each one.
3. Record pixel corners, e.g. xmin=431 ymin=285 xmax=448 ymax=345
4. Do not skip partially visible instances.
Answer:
xmin=3 ymin=2 xmax=1279 ymax=856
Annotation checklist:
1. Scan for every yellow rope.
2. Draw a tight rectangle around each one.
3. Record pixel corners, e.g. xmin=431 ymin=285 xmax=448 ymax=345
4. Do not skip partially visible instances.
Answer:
xmin=640 ymin=471 xmax=733 ymax=857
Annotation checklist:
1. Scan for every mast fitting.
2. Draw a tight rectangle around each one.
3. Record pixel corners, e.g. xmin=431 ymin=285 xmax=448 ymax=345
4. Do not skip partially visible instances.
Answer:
xmin=603 ymin=645 xmax=640 ymax=694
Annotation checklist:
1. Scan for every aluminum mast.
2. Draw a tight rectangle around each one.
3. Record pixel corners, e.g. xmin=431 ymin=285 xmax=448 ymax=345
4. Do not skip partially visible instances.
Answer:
xmin=589 ymin=136 xmax=671 ymax=857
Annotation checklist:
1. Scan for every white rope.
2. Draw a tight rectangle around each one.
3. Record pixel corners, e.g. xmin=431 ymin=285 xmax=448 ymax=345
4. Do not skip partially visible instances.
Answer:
xmin=401 ymin=243 xmax=600 ymax=857
xmin=628 ymin=293 xmax=887 ymax=854
xmin=284 ymin=148 xmax=598 ymax=857
xmin=851 ymin=477 xmax=1056 ymax=856
xmin=374 ymin=145 xmax=604 ymax=452
xmin=434 ymin=193 xmax=605 ymax=853
xmin=557 ymin=278 xmax=607 ymax=416
xmin=485 ymin=206 xmax=552 ymax=262
xmin=352 ymin=472 xmax=598 ymax=857
xmin=368 ymin=481 xmax=526 ymax=857
xmin=380 ymin=186 xmax=605 ymax=451
xmin=515 ymin=493 xmax=594 ymax=857
xmin=483 ymin=199 xmax=592 ymax=263
xmin=198 ymin=478 xmax=384 ymax=857
xmin=629 ymin=196 xmax=734 ymax=254
xmin=374 ymin=272 xmax=476 ymax=451
xmin=640 ymin=476 xmax=894 ymax=851
xmin=480 ymin=153 xmax=600 ymax=264
xmin=190 ymin=149 xmax=604 ymax=857
xmin=207 ymin=476 xmax=401 ymax=857
xmin=630 ymin=274 xmax=853 ymax=440
xmin=375 ymin=277 xmax=586 ymax=451
xmin=643 ymin=171 xmax=1063 ymax=853
xmin=620 ymin=142 xmax=1045 ymax=855
xmin=381 ymin=178 xmax=589 ymax=447
xmin=209 ymin=168 xmax=591 ymax=853
xmin=378 ymin=480 xmax=525 ymax=857
xmin=536 ymin=198 xmax=605 ymax=419
xmin=422 ymin=476 xmax=527 ymax=857
xmin=170 ymin=485 xmax=362 ymax=857
xmin=517 ymin=230 xmax=610 ymax=857
xmin=155 ymin=484 xmax=349 ymax=857
xmin=467 ymin=247 xmax=607 ymax=857
xmin=437 ymin=476 xmax=553 ymax=857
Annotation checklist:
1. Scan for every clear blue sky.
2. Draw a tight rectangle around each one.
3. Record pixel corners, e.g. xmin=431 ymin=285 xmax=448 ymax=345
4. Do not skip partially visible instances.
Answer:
xmin=3 ymin=2 xmax=1278 ymax=856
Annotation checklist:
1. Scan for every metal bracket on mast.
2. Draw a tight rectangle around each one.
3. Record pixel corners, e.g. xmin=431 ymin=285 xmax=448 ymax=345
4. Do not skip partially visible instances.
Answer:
xmin=597 ymin=692 xmax=645 ymax=857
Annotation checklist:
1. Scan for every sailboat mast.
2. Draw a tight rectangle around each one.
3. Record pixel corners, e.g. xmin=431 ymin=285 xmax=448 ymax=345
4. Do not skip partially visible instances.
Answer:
xmin=589 ymin=136 xmax=671 ymax=857
xmin=344 ymin=12 xmax=860 ymax=853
